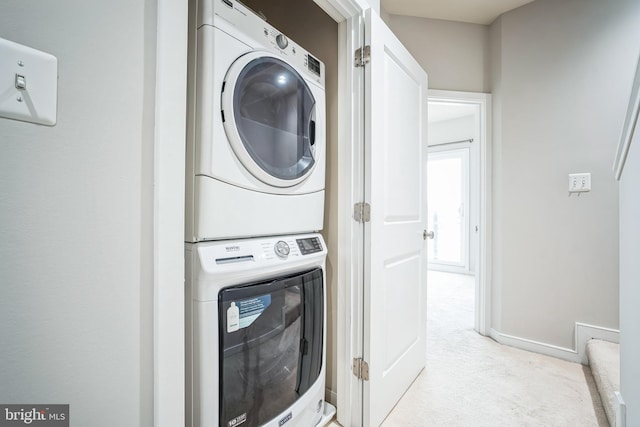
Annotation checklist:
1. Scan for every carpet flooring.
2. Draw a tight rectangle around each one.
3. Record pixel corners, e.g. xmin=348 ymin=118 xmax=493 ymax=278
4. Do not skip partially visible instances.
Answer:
xmin=329 ymin=270 xmax=609 ymax=427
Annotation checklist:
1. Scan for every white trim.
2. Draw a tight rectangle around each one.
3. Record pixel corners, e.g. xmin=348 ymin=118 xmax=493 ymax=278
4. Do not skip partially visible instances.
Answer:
xmin=489 ymin=323 xmax=620 ymax=365
xmin=154 ymin=0 xmax=188 ymax=425
xmin=331 ymin=10 xmax=365 ymax=427
xmin=314 ymin=0 xmax=368 ymax=22
xmin=575 ymin=322 xmax=620 ymax=364
xmin=325 ymin=388 xmax=338 ymax=406
xmin=311 ymin=2 xmax=365 ymax=427
xmin=614 ymin=53 xmax=640 ymax=181
xmin=427 ymin=90 xmax=492 ymax=337
xmin=615 ymin=391 xmax=626 ymax=427
xmin=489 ymin=328 xmax=579 ymax=362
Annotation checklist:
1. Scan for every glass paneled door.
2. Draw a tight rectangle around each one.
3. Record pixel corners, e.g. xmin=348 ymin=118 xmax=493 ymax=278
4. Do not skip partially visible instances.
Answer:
xmin=427 ymin=148 xmax=470 ymax=271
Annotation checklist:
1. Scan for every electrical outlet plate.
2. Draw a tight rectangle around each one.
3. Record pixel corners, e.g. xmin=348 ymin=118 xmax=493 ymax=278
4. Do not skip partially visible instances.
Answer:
xmin=568 ymin=173 xmax=591 ymax=193
xmin=0 ymin=38 xmax=58 ymax=126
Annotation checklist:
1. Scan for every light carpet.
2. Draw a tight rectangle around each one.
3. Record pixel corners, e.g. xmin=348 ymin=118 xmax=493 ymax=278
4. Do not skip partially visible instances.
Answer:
xmin=329 ymin=270 xmax=608 ymax=427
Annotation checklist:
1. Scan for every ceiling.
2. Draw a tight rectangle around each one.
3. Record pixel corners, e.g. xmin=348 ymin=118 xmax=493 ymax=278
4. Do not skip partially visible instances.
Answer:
xmin=429 ymin=102 xmax=477 ymax=123
xmin=381 ymin=0 xmax=536 ymax=25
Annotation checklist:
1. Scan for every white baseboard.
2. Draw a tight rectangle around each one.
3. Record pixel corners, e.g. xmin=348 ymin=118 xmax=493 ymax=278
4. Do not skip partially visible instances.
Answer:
xmin=325 ymin=388 xmax=338 ymax=406
xmin=575 ymin=322 xmax=619 ymax=365
xmin=489 ymin=322 xmax=619 ymax=365
xmin=615 ymin=391 xmax=626 ymax=427
xmin=489 ymin=328 xmax=580 ymax=363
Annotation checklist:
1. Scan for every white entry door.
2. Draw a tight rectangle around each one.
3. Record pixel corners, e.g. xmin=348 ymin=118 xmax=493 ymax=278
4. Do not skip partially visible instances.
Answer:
xmin=363 ymin=8 xmax=429 ymax=427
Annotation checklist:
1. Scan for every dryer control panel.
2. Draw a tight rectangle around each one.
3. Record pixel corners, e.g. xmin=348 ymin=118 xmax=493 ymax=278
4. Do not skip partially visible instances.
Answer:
xmin=202 ymin=0 xmax=325 ymax=88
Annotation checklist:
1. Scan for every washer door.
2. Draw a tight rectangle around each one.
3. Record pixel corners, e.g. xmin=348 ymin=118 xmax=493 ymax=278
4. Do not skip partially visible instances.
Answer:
xmin=222 ymin=51 xmax=317 ymax=188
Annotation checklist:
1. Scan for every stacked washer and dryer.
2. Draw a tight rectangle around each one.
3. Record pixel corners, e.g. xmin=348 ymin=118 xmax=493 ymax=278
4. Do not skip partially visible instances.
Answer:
xmin=185 ymin=1 xmax=332 ymax=427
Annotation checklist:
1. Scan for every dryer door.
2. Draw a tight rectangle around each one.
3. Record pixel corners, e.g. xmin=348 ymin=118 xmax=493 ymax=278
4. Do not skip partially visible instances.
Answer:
xmin=222 ymin=52 xmax=318 ymax=187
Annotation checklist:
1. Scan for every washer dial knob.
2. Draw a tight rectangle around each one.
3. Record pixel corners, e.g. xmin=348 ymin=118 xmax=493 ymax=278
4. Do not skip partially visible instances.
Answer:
xmin=276 ymin=33 xmax=289 ymax=49
xmin=274 ymin=240 xmax=290 ymax=258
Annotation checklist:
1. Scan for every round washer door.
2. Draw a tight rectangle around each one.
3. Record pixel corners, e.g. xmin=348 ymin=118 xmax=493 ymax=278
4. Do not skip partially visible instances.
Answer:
xmin=222 ymin=51 xmax=318 ymax=188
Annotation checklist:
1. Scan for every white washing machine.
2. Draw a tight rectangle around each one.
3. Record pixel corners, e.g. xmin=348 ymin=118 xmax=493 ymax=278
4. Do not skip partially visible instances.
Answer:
xmin=186 ymin=0 xmax=327 ymax=242
xmin=185 ymin=233 xmax=329 ymax=427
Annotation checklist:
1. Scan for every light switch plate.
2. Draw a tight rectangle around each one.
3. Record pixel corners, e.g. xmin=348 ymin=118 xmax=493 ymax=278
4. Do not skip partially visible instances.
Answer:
xmin=568 ymin=173 xmax=591 ymax=193
xmin=0 ymin=38 xmax=58 ymax=126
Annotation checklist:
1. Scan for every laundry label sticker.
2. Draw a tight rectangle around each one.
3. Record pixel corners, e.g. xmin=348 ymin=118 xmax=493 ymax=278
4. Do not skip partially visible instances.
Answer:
xmin=237 ymin=295 xmax=271 ymax=329
xmin=227 ymin=302 xmax=240 ymax=333
xmin=228 ymin=412 xmax=247 ymax=427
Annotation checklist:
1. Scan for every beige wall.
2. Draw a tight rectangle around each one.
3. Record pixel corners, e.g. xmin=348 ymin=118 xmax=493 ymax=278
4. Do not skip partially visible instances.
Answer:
xmin=386 ymin=0 xmax=640 ymax=353
xmin=490 ymin=0 xmax=640 ymax=348
xmin=0 ymin=0 xmax=155 ymax=425
xmin=386 ymin=15 xmax=490 ymax=93
xmin=240 ymin=0 xmax=340 ymax=400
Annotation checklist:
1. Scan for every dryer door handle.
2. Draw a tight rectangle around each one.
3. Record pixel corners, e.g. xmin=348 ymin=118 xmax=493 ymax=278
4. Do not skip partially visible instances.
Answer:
xmin=309 ymin=120 xmax=316 ymax=146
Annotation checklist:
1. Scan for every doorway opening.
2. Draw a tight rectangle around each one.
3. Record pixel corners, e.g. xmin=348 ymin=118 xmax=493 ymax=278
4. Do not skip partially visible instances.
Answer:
xmin=427 ymin=90 xmax=491 ymax=336
xmin=428 ymin=147 xmax=470 ymax=272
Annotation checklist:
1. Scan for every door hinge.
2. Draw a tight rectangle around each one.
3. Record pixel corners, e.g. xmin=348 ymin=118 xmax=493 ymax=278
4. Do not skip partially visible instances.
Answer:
xmin=352 ymin=357 xmax=369 ymax=381
xmin=353 ymin=202 xmax=371 ymax=223
xmin=355 ymin=45 xmax=371 ymax=67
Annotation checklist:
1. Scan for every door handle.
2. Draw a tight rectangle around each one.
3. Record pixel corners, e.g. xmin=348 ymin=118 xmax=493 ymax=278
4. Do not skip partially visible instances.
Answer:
xmin=309 ymin=119 xmax=316 ymax=146
xmin=423 ymin=230 xmax=434 ymax=240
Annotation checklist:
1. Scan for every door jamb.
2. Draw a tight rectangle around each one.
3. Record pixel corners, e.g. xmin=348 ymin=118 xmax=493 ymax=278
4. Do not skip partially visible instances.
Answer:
xmin=428 ymin=89 xmax=492 ymax=336
xmin=313 ymin=1 xmax=366 ymax=426
xmin=154 ymin=0 xmax=188 ymax=426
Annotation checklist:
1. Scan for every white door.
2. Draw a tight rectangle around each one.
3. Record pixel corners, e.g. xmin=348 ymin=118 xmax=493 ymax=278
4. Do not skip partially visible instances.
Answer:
xmin=363 ymin=8 xmax=429 ymax=427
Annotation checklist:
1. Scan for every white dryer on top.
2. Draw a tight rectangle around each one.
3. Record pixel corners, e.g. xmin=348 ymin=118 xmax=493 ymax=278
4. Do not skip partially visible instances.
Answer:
xmin=186 ymin=0 xmax=326 ymax=242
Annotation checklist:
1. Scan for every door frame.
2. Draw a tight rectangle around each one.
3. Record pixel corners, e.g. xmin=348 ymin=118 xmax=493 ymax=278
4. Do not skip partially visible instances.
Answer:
xmin=312 ymin=1 xmax=367 ymax=426
xmin=154 ymin=0 xmax=188 ymax=426
xmin=153 ymin=0 xmax=369 ymax=425
xmin=428 ymin=90 xmax=492 ymax=337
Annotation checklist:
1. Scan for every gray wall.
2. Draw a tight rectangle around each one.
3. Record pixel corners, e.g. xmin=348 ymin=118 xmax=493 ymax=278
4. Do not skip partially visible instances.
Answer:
xmin=0 ymin=1 xmax=155 ymax=425
xmin=620 ymin=101 xmax=640 ymax=425
xmin=490 ymin=0 xmax=639 ymax=349
xmin=386 ymin=15 xmax=490 ymax=93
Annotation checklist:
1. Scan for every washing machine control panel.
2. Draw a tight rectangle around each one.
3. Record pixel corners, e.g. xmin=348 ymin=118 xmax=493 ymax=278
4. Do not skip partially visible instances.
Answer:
xmin=296 ymin=237 xmax=323 ymax=255
xmin=274 ymin=240 xmax=291 ymax=258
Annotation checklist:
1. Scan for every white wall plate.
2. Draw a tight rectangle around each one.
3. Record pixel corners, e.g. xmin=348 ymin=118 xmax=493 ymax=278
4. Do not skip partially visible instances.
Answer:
xmin=0 ymin=38 xmax=58 ymax=126
xmin=568 ymin=172 xmax=591 ymax=193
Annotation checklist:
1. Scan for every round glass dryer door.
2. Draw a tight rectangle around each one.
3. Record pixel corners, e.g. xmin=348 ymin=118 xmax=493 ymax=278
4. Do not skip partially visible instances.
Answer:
xmin=222 ymin=51 xmax=318 ymax=188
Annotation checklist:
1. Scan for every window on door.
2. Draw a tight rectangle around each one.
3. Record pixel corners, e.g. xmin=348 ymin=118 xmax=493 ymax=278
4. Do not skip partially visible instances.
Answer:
xmin=427 ymin=148 xmax=469 ymax=271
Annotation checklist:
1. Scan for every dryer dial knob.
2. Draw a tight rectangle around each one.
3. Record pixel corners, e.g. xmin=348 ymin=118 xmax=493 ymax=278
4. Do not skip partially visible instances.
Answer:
xmin=276 ymin=34 xmax=289 ymax=49
xmin=274 ymin=240 xmax=290 ymax=258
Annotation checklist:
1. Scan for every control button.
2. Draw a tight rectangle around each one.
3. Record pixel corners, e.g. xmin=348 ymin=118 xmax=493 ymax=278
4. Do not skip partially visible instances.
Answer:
xmin=276 ymin=34 xmax=288 ymax=49
xmin=274 ymin=240 xmax=290 ymax=258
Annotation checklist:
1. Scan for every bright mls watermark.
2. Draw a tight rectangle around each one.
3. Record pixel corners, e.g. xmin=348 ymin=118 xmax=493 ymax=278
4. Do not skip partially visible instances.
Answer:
xmin=0 ymin=405 xmax=69 ymax=426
